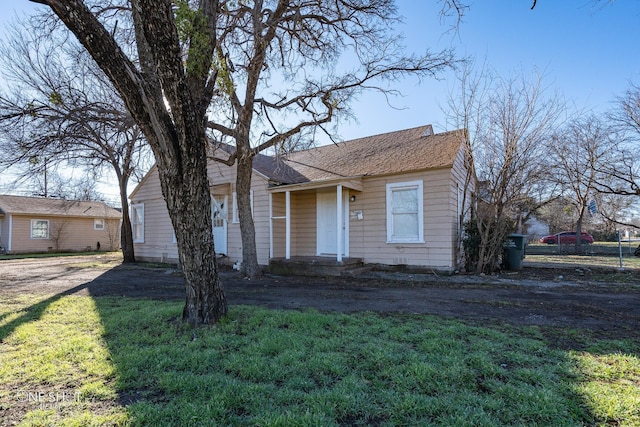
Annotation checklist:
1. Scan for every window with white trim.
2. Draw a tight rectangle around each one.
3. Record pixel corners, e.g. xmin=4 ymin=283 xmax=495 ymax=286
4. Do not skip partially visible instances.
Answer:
xmin=232 ymin=191 xmax=253 ymax=223
xmin=31 ymin=219 xmax=49 ymax=239
xmin=131 ymin=203 xmax=144 ymax=243
xmin=94 ymin=218 xmax=105 ymax=230
xmin=386 ymin=180 xmax=424 ymax=243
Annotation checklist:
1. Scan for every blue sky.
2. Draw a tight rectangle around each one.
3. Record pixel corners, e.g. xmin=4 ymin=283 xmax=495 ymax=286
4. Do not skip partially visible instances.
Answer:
xmin=341 ymin=1 xmax=640 ymax=140
xmin=3 ymin=2 xmax=637 ymax=138
xmin=1 ymin=1 xmax=639 ymax=198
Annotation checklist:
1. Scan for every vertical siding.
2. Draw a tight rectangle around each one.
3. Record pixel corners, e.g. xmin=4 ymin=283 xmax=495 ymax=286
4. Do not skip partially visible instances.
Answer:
xmin=7 ymin=215 xmax=120 ymax=254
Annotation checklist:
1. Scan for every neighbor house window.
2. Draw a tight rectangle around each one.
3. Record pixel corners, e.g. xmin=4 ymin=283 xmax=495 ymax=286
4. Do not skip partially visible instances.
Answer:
xmin=131 ymin=204 xmax=144 ymax=243
xmin=232 ymin=191 xmax=254 ymax=223
xmin=94 ymin=218 xmax=105 ymax=230
xmin=386 ymin=180 xmax=424 ymax=243
xmin=31 ymin=219 xmax=49 ymax=239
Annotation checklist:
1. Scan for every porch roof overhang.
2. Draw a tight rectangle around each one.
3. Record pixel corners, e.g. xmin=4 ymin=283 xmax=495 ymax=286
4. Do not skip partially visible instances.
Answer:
xmin=210 ymin=183 xmax=232 ymax=193
xmin=267 ymin=176 xmax=363 ymax=193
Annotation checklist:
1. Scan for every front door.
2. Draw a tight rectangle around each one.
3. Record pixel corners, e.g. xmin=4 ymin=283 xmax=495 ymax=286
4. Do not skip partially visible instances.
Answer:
xmin=316 ymin=189 xmax=349 ymax=256
xmin=211 ymin=195 xmax=227 ymax=255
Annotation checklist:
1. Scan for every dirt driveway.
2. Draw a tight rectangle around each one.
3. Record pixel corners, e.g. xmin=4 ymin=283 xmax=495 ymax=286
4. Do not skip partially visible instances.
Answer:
xmin=1 ymin=254 xmax=639 ymax=342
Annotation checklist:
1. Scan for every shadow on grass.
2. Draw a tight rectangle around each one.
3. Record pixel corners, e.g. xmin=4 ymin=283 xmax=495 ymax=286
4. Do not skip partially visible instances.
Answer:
xmin=3 ymin=264 xmax=640 ymax=425
xmin=0 ymin=264 xmax=183 ymax=343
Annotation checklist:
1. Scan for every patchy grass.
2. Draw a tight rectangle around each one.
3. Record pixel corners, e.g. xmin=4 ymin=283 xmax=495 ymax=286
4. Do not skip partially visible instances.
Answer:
xmin=1 ymin=295 xmax=639 ymax=426
xmin=526 ymin=242 xmax=640 ymax=271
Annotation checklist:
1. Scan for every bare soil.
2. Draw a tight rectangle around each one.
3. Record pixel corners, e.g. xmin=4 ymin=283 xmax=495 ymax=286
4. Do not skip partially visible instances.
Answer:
xmin=1 ymin=254 xmax=639 ymax=343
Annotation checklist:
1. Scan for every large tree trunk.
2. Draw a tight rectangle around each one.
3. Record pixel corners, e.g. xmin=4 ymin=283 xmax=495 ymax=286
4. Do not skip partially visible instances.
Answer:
xmin=118 ymin=175 xmax=136 ymax=263
xmin=236 ymin=148 xmax=261 ymax=279
xmin=40 ymin=0 xmax=227 ymax=324
xmin=157 ymin=137 xmax=228 ymax=324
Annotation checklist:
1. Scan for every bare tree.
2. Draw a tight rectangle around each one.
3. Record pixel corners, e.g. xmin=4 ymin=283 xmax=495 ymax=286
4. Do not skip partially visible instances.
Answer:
xmin=594 ymin=192 xmax=637 ymax=239
xmin=23 ymin=167 xmax=105 ymax=201
xmin=446 ymin=64 xmax=564 ymax=272
xmin=205 ymin=1 xmax=462 ymax=278
xmin=598 ymin=81 xmax=640 ymax=197
xmin=0 ymin=17 xmax=151 ymax=263
xmin=535 ymin=197 xmax=575 ymax=234
xmin=27 ymin=0 xmax=234 ymax=325
xmin=592 ymin=81 xmax=640 ymax=250
xmin=548 ymin=115 xmax=614 ymax=252
xmin=49 ymin=219 xmax=70 ymax=251
xmin=23 ymin=0 xmax=466 ymax=324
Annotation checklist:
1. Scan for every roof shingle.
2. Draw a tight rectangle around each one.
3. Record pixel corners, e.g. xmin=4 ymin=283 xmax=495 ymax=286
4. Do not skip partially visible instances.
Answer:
xmin=0 ymin=195 xmax=121 ymax=218
xmin=261 ymin=125 xmax=466 ymax=184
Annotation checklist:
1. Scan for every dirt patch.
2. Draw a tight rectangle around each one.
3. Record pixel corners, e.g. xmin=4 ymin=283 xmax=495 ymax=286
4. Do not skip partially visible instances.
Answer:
xmin=1 ymin=254 xmax=639 ymax=341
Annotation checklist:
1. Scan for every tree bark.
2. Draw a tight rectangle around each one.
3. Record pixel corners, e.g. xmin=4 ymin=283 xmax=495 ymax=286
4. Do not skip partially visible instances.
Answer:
xmin=236 ymin=147 xmax=261 ymax=279
xmin=155 ymin=129 xmax=227 ymax=324
xmin=163 ymin=157 xmax=227 ymax=325
xmin=35 ymin=0 xmax=227 ymax=324
xmin=118 ymin=174 xmax=136 ymax=263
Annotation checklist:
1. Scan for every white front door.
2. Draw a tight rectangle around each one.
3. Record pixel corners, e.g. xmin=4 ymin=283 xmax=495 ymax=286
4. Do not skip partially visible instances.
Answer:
xmin=211 ymin=195 xmax=228 ymax=255
xmin=316 ymin=189 xmax=349 ymax=256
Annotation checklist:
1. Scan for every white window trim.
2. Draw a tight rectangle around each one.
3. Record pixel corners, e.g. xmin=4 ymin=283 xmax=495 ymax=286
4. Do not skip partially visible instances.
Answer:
xmin=94 ymin=218 xmax=105 ymax=230
xmin=386 ymin=180 xmax=424 ymax=244
xmin=30 ymin=219 xmax=50 ymax=239
xmin=131 ymin=203 xmax=145 ymax=243
xmin=232 ymin=190 xmax=254 ymax=223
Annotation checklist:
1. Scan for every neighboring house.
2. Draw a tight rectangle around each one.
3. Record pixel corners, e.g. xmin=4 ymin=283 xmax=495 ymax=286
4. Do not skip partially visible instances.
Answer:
xmin=0 ymin=195 xmax=122 ymax=254
xmin=129 ymin=124 xmax=475 ymax=272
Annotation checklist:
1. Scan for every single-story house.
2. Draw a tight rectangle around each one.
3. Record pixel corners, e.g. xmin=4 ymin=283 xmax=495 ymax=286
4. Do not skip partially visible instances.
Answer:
xmin=129 ymin=124 xmax=475 ymax=272
xmin=0 ymin=195 xmax=122 ymax=254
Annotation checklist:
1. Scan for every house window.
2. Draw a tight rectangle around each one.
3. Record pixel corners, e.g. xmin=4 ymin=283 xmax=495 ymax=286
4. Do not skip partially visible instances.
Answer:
xmin=232 ymin=191 xmax=254 ymax=223
xmin=131 ymin=203 xmax=144 ymax=243
xmin=386 ymin=180 xmax=424 ymax=243
xmin=31 ymin=219 xmax=49 ymax=239
xmin=94 ymin=218 xmax=105 ymax=230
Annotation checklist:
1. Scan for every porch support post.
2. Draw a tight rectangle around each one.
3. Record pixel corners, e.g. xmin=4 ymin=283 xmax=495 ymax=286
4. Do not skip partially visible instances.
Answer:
xmin=336 ymin=184 xmax=343 ymax=263
xmin=269 ymin=193 xmax=273 ymax=259
xmin=285 ymin=190 xmax=291 ymax=260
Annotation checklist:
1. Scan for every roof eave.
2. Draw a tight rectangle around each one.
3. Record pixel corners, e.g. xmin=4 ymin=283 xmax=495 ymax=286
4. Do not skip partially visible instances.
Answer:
xmin=268 ymin=176 xmax=364 ymax=193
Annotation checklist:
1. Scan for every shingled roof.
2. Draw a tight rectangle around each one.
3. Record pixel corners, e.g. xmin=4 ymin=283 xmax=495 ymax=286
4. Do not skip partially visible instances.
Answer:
xmin=0 ymin=195 xmax=121 ymax=218
xmin=249 ymin=125 xmax=465 ymax=186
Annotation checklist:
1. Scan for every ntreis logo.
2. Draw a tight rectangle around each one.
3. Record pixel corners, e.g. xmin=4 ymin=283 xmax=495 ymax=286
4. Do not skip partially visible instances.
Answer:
xmin=15 ymin=389 xmax=82 ymax=410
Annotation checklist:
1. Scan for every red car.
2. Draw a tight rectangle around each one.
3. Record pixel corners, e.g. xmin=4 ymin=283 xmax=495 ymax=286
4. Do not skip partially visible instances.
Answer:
xmin=539 ymin=231 xmax=594 ymax=245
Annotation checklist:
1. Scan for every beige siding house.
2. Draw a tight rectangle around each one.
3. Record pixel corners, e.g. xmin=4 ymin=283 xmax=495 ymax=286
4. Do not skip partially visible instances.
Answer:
xmin=0 ymin=195 xmax=122 ymax=254
xmin=130 ymin=125 xmax=475 ymax=272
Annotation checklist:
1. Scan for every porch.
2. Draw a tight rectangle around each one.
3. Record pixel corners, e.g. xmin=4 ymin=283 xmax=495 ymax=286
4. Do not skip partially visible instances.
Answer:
xmin=268 ymin=256 xmax=370 ymax=277
xmin=268 ymin=177 xmax=363 ymax=263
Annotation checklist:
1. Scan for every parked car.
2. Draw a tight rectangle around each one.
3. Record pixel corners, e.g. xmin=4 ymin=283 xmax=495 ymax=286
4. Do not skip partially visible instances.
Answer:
xmin=539 ymin=231 xmax=594 ymax=245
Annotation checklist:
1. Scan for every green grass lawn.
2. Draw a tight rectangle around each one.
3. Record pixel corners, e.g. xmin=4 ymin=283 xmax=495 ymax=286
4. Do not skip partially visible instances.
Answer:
xmin=1 ymin=294 xmax=639 ymax=426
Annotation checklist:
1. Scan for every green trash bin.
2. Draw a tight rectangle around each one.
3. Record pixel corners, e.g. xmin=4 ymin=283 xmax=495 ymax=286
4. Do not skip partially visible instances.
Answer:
xmin=503 ymin=234 xmax=526 ymax=270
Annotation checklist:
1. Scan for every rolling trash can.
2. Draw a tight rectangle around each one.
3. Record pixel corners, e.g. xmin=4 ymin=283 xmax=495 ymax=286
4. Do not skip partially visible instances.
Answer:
xmin=503 ymin=234 xmax=526 ymax=270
